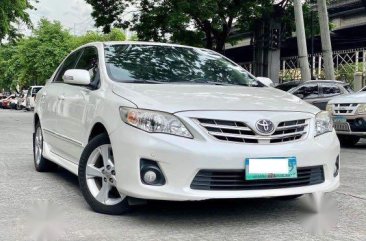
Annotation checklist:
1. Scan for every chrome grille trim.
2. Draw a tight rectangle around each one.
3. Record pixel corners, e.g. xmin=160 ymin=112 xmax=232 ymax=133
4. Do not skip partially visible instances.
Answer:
xmin=332 ymin=103 xmax=359 ymax=115
xmin=196 ymin=118 xmax=309 ymax=144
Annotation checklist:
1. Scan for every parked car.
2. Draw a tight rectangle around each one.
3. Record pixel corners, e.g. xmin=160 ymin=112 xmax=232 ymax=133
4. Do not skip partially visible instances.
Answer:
xmin=34 ymin=42 xmax=340 ymax=215
xmin=288 ymin=80 xmax=353 ymax=110
xmin=327 ymin=91 xmax=366 ymax=146
xmin=9 ymin=98 xmax=18 ymax=109
xmin=1 ymin=95 xmax=16 ymax=109
xmin=0 ymin=94 xmax=7 ymax=108
xmin=275 ymin=80 xmax=302 ymax=91
xmin=26 ymin=86 xmax=43 ymax=111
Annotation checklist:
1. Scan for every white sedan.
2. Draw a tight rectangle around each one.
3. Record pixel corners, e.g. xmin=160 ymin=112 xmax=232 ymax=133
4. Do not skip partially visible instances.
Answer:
xmin=34 ymin=42 xmax=340 ymax=214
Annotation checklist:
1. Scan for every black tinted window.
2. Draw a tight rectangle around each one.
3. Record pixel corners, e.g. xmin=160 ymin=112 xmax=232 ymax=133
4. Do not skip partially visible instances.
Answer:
xmin=321 ymin=84 xmax=341 ymax=97
xmin=293 ymin=84 xmax=319 ymax=99
xmin=54 ymin=50 xmax=81 ymax=82
xmin=75 ymin=47 xmax=99 ymax=82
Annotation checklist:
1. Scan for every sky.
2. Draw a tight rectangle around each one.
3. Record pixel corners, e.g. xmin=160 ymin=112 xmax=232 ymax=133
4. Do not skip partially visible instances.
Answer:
xmin=27 ymin=0 xmax=97 ymax=35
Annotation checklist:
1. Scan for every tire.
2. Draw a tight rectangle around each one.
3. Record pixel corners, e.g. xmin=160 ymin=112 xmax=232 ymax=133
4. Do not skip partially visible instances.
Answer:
xmin=33 ymin=122 xmax=58 ymax=172
xmin=275 ymin=194 xmax=303 ymax=200
xmin=78 ymin=133 xmax=130 ymax=215
xmin=338 ymin=135 xmax=360 ymax=147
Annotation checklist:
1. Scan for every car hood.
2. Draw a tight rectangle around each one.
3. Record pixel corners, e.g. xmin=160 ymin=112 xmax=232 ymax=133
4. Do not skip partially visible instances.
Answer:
xmin=112 ymin=83 xmax=319 ymax=114
xmin=329 ymin=91 xmax=366 ymax=104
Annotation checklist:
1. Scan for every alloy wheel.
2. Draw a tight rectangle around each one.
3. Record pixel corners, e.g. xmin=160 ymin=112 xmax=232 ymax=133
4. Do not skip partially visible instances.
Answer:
xmin=85 ymin=144 xmax=124 ymax=205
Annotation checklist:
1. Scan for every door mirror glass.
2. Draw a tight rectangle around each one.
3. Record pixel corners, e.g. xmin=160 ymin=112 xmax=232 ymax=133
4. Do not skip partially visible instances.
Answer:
xmin=63 ymin=69 xmax=91 ymax=85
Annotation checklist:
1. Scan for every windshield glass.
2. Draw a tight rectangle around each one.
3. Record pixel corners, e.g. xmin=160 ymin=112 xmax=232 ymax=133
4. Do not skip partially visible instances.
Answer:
xmin=344 ymin=85 xmax=354 ymax=93
xmin=104 ymin=44 xmax=262 ymax=87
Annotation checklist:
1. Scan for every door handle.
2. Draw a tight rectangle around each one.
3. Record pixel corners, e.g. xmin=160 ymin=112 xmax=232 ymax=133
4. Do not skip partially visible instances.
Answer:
xmin=58 ymin=95 xmax=65 ymax=101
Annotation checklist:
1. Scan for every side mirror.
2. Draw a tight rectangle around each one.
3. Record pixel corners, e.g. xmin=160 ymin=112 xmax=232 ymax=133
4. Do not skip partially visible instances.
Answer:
xmin=63 ymin=69 xmax=91 ymax=86
xmin=256 ymin=77 xmax=274 ymax=87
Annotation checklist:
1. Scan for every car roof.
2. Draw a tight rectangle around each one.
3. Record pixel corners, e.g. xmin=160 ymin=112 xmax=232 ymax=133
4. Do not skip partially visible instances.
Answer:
xmin=78 ymin=41 xmax=208 ymax=52
xmin=305 ymin=80 xmax=346 ymax=84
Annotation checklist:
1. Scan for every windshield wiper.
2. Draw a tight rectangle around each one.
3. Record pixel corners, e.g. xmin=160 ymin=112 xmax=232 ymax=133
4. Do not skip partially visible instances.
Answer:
xmin=126 ymin=79 xmax=166 ymax=84
xmin=172 ymin=79 xmax=236 ymax=86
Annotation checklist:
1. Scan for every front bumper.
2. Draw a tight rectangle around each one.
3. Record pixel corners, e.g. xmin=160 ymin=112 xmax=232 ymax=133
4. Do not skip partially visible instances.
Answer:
xmin=110 ymin=123 xmax=340 ymax=201
xmin=333 ymin=115 xmax=366 ymax=137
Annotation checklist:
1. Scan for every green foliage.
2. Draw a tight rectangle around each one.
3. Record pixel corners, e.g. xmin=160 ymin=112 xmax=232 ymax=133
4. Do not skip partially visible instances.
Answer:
xmin=0 ymin=0 xmax=35 ymax=41
xmin=0 ymin=19 xmax=127 ymax=91
xmin=85 ymin=0 xmax=309 ymax=52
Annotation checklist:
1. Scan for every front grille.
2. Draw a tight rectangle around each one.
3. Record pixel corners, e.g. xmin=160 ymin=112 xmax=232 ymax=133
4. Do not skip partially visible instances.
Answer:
xmin=333 ymin=103 xmax=359 ymax=115
xmin=196 ymin=118 xmax=309 ymax=144
xmin=190 ymin=166 xmax=324 ymax=191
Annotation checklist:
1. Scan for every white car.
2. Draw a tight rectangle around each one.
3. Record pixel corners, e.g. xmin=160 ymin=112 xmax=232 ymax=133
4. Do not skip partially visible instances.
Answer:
xmin=26 ymin=86 xmax=43 ymax=111
xmin=34 ymin=42 xmax=340 ymax=214
xmin=327 ymin=91 xmax=366 ymax=146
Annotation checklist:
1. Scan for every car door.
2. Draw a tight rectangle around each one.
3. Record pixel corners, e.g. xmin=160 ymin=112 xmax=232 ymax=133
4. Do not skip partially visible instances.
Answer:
xmin=292 ymin=83 xmax=321 ymax=107
xmin=56 ymin=46 xmax=100 ymax=163
xmin=318 ymin=83 xmax=342 ymax=110
xmin=40 ymin=50 xmax=82 ymax=159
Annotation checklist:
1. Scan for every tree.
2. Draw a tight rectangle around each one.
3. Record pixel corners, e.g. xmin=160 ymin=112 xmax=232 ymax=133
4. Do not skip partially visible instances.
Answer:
xmin=85 ymin=0 xmax=305 ymax=53
xmin=0 ymin=19 xmax=127 ymax=90
xmin=0 ymin=0 xmax=35 ymax=41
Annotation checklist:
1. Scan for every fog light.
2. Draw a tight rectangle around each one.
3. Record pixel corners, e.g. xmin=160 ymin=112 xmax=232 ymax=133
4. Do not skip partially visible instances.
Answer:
xmin=143 ymin=170 xmax=157 ymax=184
xmin=334 ymin=156 xmax=340 ymax=177
xmin=140 ymin=159 xmax=166 ymax=186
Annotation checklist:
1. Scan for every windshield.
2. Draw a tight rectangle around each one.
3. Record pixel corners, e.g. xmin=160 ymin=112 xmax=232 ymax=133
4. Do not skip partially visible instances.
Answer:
xmin=343 ymin=85 xmax=354 ymax=93
xmin=104 ymin=44 xmax=262 ymax=87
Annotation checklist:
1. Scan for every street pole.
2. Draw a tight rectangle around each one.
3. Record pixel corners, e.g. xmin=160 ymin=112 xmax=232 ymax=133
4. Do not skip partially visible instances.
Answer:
xmin=317 ymin=0 xmax=335 ymax=80
xmin=294 ymin=0 xmax=311 ymax=82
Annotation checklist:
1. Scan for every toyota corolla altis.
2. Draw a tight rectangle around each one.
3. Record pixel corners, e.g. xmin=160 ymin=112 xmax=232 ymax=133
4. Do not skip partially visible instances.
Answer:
xmin=33 ymin=42 xmax=340 ymax=214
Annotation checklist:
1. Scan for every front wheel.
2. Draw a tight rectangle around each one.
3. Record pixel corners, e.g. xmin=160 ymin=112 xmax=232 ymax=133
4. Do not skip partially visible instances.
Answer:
xmin=338 ymin=135 xmax=360 ymax=147
xmin=78 ymin=133 xmax=130 ymax=215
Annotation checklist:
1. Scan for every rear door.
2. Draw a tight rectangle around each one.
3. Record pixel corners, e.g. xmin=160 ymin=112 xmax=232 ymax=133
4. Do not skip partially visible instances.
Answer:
xmin=56 ymin=46 xmax=100 ymax=163
xmin=41 ymin=50 xmax=82 ymax=158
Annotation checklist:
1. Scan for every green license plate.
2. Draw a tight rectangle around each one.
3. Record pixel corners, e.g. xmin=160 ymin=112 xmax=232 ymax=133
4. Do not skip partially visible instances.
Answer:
xmin=245 ymin=157 xmax=297 ymax=180
xmin=333 ymin=116 xmax=347 ymax=123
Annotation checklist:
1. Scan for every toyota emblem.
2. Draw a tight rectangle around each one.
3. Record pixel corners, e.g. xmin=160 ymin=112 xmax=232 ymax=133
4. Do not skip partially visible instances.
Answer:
xmin=256 ymin=119 xmax=275 ymax=135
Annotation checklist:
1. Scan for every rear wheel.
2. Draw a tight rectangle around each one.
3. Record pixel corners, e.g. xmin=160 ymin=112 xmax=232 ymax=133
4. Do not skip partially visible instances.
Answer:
xmin=33 ymin=123 xmax=58 ymax=172
xmin=78 ymin=133 xmax=130 ymax=215
xmin=338 ymin=135 xmax=360 ymax=147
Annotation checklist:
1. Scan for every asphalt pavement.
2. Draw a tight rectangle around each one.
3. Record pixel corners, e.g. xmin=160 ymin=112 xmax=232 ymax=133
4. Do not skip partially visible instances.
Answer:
xmin=0 ymin=109 xmax=365 ymax=241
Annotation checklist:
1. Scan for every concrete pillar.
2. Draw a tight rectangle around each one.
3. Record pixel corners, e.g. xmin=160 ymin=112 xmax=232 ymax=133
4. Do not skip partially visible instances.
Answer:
xmin=267 ymin=49 xmax=281 ymax=84
xmin=354 ymin=72 xmax=363 ymax=91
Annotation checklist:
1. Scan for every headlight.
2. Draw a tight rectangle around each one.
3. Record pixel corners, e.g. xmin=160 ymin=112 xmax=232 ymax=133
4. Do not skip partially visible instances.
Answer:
xmin=357 ymin=104 xmax=366 ymax=114
xmin=315 ymin=111 xmax=333 ymax=137
xmin=326 ymin=104 xmax=333 ymax=113
xmin=119 ymin=107 xmax=193 ymax=138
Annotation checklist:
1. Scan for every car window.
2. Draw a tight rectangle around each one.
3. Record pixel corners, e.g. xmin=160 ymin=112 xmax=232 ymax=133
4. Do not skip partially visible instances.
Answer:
xmin=75 ymin=47 xmax=99 ymax=84
xmin=53 ymin=50 xmax=82 ymax=82
xmin=293 ymin=84 xmax=319 ymax=99
xmin=31 ymin=87 xmax=42 ymax=97
xmin=320 ymin=83 xmax=341 ymax=97
xmin=104 ymin=44 xmax=262 ymax=87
